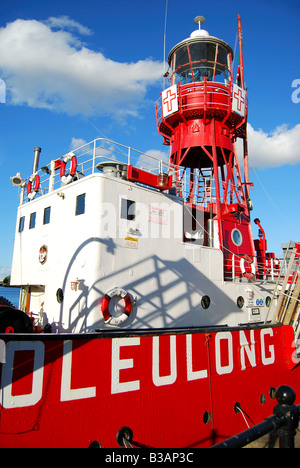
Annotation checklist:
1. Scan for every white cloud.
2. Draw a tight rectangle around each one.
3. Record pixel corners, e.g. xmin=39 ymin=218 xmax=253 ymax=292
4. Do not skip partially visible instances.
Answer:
xmin=70 ymin=137 xmax=88 ymax=150
xmin=0 ymin=18 xmax=163 ymax=118
xmin=238 ymin=123 xmax=300 ymax=168
xmin=145 ymin=149 xmax=169 ymax=162
xmin=136 ymin=149 xmax=170 ymax=172
xmin=44 ymin=16 xmax=93 ymax=36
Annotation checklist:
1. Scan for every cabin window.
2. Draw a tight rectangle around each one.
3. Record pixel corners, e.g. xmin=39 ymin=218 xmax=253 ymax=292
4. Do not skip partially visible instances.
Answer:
xmin=43 ymin=206 xmax=51 ymax=225
xmin=29 ymin=212 xmax=36 ymax=229
xmin=19 ymin=216 xmax=25 ymax=232
xmin=76 ymin=194 xmax=86 ymax=216
xmin=121 ymin=199 xmax=136 ymax=221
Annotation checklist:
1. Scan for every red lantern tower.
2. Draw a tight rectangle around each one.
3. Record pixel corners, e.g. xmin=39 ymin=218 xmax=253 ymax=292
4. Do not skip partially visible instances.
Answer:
xmin=156 ymin=16 xmax=255 ymax=279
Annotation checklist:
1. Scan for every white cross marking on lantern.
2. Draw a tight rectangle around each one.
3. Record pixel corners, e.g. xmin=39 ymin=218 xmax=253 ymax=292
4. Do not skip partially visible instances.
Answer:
xmin=162 ymin=85 xmax=178 ymax=117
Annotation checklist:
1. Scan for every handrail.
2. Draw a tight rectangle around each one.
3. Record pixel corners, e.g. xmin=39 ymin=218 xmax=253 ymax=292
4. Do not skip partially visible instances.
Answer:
xmin=20 ymin=138 xmax=179 ymax=204
xmin=156 ymin=81 xmax=231 ymax=127
xmin=20 ymin=137 xmax=232 ymax=207
xmin=114 ymin=386 xmax=300 ymax=449
xmin=223 ymin=251 xmax=289 ymax=284
xmin=211 ymin=385 xmax=299 ymax=449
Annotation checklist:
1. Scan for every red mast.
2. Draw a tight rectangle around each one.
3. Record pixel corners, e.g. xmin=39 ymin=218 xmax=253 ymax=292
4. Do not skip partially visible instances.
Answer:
xmin=156 ymin=16 xmax=255 ymax=279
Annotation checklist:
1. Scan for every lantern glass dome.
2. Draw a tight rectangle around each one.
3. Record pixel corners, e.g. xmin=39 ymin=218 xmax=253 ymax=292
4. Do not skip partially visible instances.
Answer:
xmin=168 ymin=37 xmax=233 ymax=86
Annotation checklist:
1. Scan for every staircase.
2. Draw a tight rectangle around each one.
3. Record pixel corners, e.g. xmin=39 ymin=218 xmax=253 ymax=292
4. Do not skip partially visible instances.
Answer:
xmin=267 ymin=243 xmax=300 ymax=353
xmin=197 ymin=168 xmax=214 ymax=205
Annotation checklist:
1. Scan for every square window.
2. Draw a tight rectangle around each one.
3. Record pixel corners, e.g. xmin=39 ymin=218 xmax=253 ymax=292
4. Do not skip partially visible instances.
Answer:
xmin=76 ymin=194 xmax=85 ymax=216
xmin=29 ymin=212 xmax=36 ymax=229
xmin=121 ymin=199 xmax=135 ymax=221
xmin=19 ymin=216 xmax=25 ymax=232
xmin=43 ymin=206 xmax=51 ymax=225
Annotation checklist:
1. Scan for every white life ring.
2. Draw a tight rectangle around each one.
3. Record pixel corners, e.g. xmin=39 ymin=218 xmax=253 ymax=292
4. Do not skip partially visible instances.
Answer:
xmin=60 ymin=152 xmax=77 ymax=185
xmin=27 ymin=174 xmax=40 ymax=200
xmin=240 ymin=256 xmax=256 ymax=279
xmin=101 ymin=288 xmax=133 ymax=326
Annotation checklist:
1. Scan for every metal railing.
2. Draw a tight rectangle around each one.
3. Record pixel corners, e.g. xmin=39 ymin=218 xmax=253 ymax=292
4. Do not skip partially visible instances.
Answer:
xmin=112 ymin=386 xmax=300 ymax=449
xmin=223 ymin=253 xmax=284 ymax=283
xmin=156 ymin=81 xmax=231 ymax=128
xmin=211 ymin=385 xmax=300 ymax=448
xmin=19 ymin=137 xmax=235 ymax=207
xmin=20 ymin=138 xmax=178 ymax=204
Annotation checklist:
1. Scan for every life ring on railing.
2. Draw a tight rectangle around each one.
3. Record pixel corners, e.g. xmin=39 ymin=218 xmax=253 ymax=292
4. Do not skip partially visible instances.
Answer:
xmin=273 ymin=258 xmax=280 ymax=276
xmin=101 ymin=288 xmax=133 ymax=326
xmin=60 ymin=152 xmax=77 ymax=185
xmin=27 ymin=174 xmax=40 ymax=200
xmin=240 ymin=256 xmax=256 ymax=279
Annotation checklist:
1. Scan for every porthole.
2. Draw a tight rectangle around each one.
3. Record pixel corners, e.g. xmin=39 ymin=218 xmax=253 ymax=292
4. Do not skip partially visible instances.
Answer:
xmin=237 ymin=296 xmax=244 ymax=309
xmin=266 ymin=296 xmax=271 ymax=307
xmin=56 ymin=288 xmax=64 ymax=303
xmin=203 ymin=411 xmax=211 ymax=425
xmin=260 ymin=394 xmax=266 ymax=405
xmin=231 ymin=228 xmax=243 ymax=247
xmin=201 ymin=295 xmax=210 ymax=309
xmin=89 ymin=441 xmax=101 ymax=448
xmin=234 ymin=402 xmax=241 ymax=414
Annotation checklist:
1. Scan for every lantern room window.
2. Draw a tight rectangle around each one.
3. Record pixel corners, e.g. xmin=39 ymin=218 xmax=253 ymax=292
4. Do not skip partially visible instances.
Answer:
xmin=170 ymin=39 xmax=231 ymax=86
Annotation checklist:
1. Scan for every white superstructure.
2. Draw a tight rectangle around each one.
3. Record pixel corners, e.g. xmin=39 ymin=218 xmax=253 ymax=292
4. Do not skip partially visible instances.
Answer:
xmin=10 ymin=138 xmax=276 ymax=333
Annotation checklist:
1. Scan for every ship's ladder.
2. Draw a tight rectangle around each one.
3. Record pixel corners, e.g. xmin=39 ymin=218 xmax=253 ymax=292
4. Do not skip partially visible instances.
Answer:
xmin=266 ymin=243 xmax=300 ymax=353
xmin=197 ymin=168 xmax=214 ymax=205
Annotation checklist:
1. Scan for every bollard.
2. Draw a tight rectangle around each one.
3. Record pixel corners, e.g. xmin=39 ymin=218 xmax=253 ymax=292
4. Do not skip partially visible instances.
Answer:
xmin=273 ymin=385 xmax=299 ymax=448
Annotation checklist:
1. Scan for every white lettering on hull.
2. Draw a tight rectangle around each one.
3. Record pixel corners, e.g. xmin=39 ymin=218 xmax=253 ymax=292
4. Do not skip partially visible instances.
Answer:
xmin=215 ymin=331 xmax=234 ymax=375
xmin=61 ymin=340 xmax=96 ymax=401
xmin=240 ymin=330 xmax=256 ymax=370
xmin=152 ymin=335 xmax=177 ymax=387
xmin=0 ymin=328 xmax=277 ymax=409
xmin=0 ymin=341 xmax=44 ymax=409
xmin=111 ymin=337 xmax=140 ymax=394
xmin=186 ymin=334 xmax=208 ymax=381
xmin=261 ymin=328 xmax=275 ymax=365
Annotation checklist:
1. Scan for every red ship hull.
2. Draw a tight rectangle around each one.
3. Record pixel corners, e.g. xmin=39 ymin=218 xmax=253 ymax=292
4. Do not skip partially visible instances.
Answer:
xmin=0 ymin=324 xmax=299 ymax=448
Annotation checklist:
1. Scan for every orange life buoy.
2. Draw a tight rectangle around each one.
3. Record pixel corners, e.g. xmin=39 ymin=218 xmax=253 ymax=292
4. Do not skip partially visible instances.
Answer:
xmin=240 ymin=256 xmax=256 ymax=279
xmin=27 ymin=174 xmax=40 ymax=200
xmin=101 ymin=288 xmax=133 ymax=326
xmin=60 ymin=152 xmax=77 ymax=185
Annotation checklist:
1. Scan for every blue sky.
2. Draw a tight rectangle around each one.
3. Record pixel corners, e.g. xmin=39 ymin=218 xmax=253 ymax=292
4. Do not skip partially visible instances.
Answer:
xmin=0 ymin=0 xmax=299 ymax=277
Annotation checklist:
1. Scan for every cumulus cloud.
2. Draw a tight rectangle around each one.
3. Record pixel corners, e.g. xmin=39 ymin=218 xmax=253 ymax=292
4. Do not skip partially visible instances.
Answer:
xmin=44 ymin=16 xmax=93 ymax=36
xmin=70 ymin=137 xmax=88 ymax=150
xmin=0 ymin=17 xmax=163 ymax=118
xmin=238 ymin=123 xmax=300 ymax=168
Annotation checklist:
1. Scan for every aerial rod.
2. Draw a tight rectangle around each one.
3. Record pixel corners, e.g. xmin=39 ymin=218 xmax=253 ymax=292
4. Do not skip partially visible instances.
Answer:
xmin=237 ymin=14 xmax=245 ymax=89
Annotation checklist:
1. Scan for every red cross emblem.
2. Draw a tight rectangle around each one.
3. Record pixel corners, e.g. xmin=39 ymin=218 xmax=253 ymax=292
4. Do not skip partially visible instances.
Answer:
xmin=162 ymin=85 xmax=178 ymax=117
xmin=234 ymin=87 xmax=245 ymax=112
xmin=232 ymin=85 xmax=245 ymax=116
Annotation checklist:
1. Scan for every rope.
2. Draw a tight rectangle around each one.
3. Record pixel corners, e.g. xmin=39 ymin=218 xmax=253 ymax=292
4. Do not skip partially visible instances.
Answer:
xmin=236 ymin=406 xmax=250 ymax=428
xmin=236 ymin=405 xmax=256 ymax=429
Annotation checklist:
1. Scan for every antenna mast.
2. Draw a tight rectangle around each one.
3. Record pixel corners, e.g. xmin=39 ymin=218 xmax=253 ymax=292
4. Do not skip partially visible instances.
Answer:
xmin=163 ymin=0 xmax=169 ymax=89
